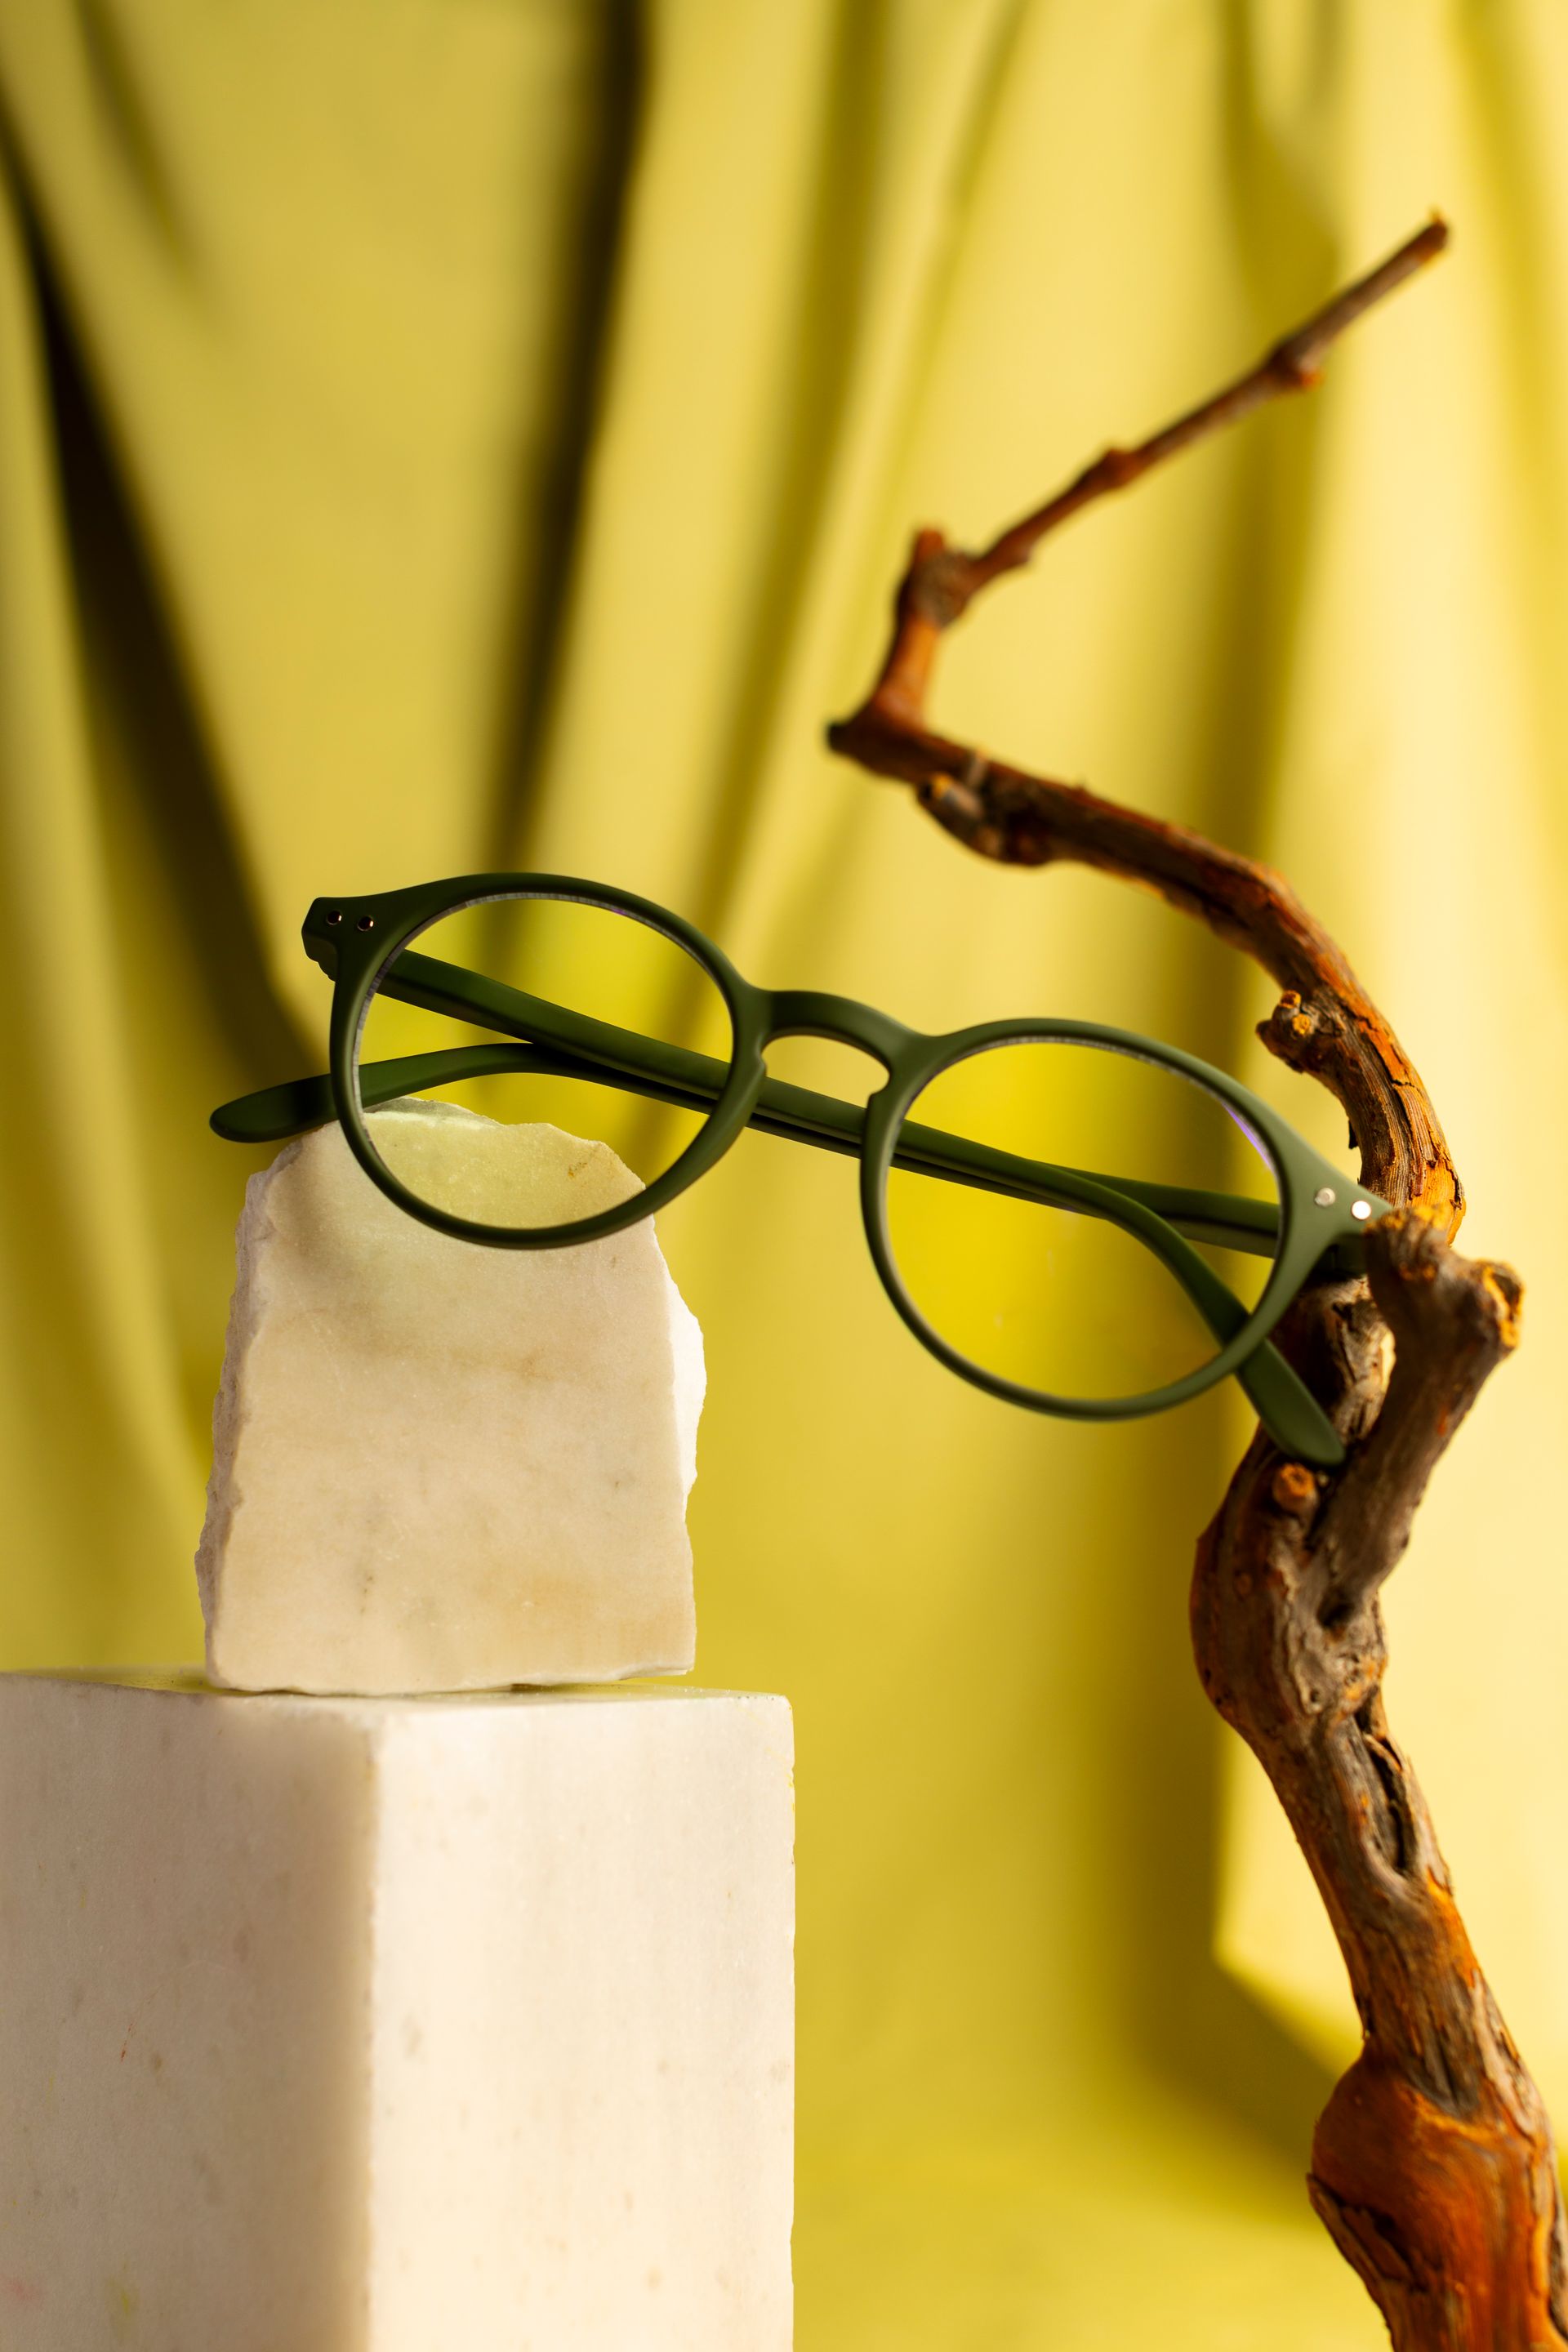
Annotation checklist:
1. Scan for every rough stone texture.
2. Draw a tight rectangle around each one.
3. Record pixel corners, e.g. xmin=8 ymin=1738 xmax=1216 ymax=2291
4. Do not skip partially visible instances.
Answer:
xmin=0 ymin=1673 xmax=795 ymax=2352
xmin=197 ymin=1106 xmax=704 ymax=1694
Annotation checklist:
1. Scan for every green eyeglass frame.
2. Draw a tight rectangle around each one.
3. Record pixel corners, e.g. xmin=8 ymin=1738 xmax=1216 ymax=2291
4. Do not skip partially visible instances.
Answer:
xmin=210 ymin=872 xmax=1389 ymax=1471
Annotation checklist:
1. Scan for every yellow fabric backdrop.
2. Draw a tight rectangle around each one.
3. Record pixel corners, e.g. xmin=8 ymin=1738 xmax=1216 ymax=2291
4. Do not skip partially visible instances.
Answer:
xmin=3 ymin=3 xmax=1567 ymax=2343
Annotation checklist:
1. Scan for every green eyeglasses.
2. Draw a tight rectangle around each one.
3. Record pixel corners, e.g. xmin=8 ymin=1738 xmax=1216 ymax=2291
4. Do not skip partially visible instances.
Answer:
xmin=211 ymin=873 xmax=1388 ymax=1470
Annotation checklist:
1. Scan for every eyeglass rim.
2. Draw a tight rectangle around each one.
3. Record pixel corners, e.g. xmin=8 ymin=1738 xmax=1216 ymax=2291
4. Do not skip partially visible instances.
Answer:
xmin=858 ymin=1030 xmax=1303 ymax=1423
xmin=331 ymin=875 xmax=757 ymax=1253
xmin=318 ymin=869 xmax=1374 ymax=1430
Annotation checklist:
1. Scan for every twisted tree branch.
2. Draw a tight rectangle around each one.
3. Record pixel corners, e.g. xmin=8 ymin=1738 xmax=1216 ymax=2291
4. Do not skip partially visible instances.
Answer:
xmin=826 ymin=219 xmax=1566 ymax=2349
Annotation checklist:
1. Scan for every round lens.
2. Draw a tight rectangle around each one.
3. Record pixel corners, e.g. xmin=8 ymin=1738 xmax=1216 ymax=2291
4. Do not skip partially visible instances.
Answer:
xmin=884 ymin=1037 xmax=1282 ymax=1401
xmin=354 ymin=892 xmax=734 ymax=1231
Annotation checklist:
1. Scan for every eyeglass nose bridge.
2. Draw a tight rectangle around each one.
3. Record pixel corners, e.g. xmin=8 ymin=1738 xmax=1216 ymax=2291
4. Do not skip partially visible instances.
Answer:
xmin=757 ymin=989 xmax=919 ymax=1075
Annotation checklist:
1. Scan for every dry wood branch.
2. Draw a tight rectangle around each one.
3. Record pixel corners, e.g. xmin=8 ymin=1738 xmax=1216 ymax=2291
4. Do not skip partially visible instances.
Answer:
xmin=826 ymin=220 xmax=1566 ymax=2349
xmin=843 ymin=219 xmax=1447 ymax=736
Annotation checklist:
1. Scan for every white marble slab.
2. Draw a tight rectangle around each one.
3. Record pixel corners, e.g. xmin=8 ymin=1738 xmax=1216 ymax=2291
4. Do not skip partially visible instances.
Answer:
xmin=197 ymin=1107 xmax=705 ymax=1694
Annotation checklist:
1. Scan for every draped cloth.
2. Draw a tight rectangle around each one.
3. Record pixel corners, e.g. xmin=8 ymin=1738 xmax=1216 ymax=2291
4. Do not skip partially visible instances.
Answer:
xmin=3 ymin=5 xmax=1567 ymax=2340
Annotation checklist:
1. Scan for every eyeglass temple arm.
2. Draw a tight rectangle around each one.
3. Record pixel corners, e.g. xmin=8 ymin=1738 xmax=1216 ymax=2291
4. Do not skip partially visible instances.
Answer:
xmin=311 ymin=947 xmax=1363 ymax=1265
xmin=209 ymin=957 xmax=1345 ymax=1465
xmin=214 ymin=1036 xmax=1283 ymax=1254
xmin=212 ymin=1038 xmax=1338 ymax=1465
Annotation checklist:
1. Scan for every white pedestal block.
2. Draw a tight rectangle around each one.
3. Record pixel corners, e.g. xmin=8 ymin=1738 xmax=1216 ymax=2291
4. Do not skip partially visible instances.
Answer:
xmin=0 ymin=1675 xmax=793 ymax=2351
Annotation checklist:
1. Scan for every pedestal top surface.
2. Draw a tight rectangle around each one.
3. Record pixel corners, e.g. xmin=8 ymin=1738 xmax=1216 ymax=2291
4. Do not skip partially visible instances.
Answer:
xmin=0 ymin=1668 xmax=778 ymax=1713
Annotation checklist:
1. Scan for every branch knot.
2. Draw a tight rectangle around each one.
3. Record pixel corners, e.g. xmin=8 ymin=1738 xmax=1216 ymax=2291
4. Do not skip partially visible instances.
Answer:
xmin=907 ymin=544 xmax=981 ymax=630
